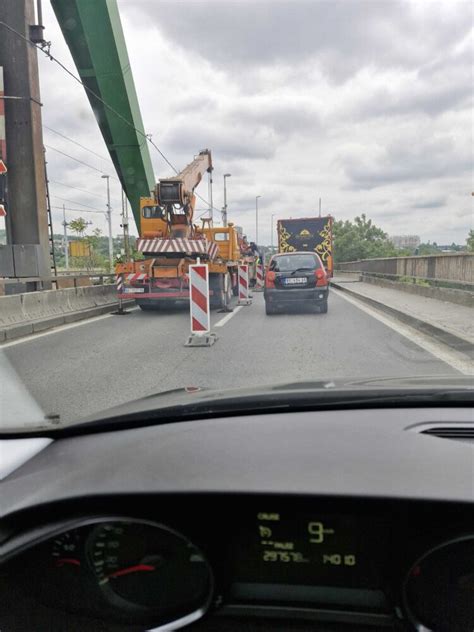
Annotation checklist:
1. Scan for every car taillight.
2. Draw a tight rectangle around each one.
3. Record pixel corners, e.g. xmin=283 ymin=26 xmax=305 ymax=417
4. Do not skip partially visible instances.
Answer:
xmin=315 ymin=268 xmax=327 ymax=286
xmin=266 ymin=271 xmax=276 ymax=288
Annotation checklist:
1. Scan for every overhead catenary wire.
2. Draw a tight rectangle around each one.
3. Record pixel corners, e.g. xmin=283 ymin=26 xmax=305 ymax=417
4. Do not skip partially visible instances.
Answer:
xmin=0 ymin=19 xmax=222 ymax=214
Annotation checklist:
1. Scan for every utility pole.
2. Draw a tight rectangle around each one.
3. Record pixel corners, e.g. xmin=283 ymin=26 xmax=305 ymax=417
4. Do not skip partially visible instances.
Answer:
xmin=255 ymin=195 xmax=261 ymax=244
xmin=0 ymin=0 xmax=52 ymax=285
xmin=121 ymin=188 xmax=130 ymax=261
xmin=62 ymin=204 xmax=69 ymax=270
xmin=223 ymin=173 xmax=231 ymax=227
xmin=102 ymin=175 xmax=113 ymax=271
xmin=271 ymin=214 xmax=275 ymax=251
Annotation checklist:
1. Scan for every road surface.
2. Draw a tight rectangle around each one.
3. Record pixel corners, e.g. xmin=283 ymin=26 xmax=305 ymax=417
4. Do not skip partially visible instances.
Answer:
xmin=2 ymin=290 xmax=463 ymax=425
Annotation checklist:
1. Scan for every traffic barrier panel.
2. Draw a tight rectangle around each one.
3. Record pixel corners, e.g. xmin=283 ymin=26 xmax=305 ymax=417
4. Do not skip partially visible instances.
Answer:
xmin=185 ymin=263 xmax=217 ymax=347
xmin=115 ymin=273 xmax=124 ymax=294
xmin=113 ymin=273 xmax=130 ymax=315
xmin=255 ymin=263 xmax=264 ymax=291
xmin=237 ymin=264 xmax=252 ymax=305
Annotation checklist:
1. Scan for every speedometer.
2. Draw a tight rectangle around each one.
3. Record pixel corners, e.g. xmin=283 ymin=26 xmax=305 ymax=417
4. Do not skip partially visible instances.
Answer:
xmin=87 ymin=519 xmax=213 ymax=626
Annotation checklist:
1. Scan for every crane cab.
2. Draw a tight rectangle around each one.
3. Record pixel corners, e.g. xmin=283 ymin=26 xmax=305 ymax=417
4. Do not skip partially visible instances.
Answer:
xmin=140 ymin=197 xmax=167 ymax=239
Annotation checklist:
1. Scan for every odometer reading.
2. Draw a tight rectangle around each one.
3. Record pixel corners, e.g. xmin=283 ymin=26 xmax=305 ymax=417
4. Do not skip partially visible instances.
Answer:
xmin=234 ymin=511 xmax=383 ymax=590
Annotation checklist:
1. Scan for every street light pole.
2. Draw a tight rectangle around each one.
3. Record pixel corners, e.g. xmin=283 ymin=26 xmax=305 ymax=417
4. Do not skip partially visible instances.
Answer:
xmin=271 ymin=213 xmax=275 ymax=251
xmin=62 ymin=203 xmax=69 ymax=270
xmin=223 ymin=173 xmax=231 ymax=226
xmin=102 ymin=175 xmax=113 ymax=271
xmin=121 ymin=188 xmax=130 ymax=261
xmin=255 ymin=195 xmax=261 ymax=244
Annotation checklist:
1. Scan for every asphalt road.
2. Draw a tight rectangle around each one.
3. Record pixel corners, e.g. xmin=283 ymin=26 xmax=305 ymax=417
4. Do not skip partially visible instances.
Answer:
xmin=2 ymin=290 xmax=460 ymax=425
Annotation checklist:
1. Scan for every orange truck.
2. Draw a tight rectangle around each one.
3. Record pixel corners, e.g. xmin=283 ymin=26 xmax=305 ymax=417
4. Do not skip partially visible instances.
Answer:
xmin=116 ymin=150 xmax=251 ymax=309
xmin=277 ymin=216 xmax=334 ymax=277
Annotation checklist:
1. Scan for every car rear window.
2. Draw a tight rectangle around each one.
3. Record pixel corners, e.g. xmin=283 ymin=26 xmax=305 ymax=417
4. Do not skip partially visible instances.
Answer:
xmin=270 ymin=254 xmax=320 ymax=272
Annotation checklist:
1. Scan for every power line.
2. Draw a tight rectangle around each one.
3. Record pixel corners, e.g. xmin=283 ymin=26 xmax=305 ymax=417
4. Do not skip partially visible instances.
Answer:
xmin=44 ymin=125 xmax=111 ymax=162
xmin=51 ymin=205 xmax=103 ymax=215
xmin=0 ymin=19 xmax=220 ymax=212
xmin=52 ymin=196 xmax=106 ymax=213
xmin=45 ymin=144 xmax=107 ymax=174
xmin=49 ymin=179 xmax=121 ymax=206
xmin=49 ymin=179 xmax=104 ymax=198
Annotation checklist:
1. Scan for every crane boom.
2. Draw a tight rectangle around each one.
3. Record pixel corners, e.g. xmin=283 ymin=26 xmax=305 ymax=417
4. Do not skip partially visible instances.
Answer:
xmin=156 ymin=149 xmax=212 ymax=207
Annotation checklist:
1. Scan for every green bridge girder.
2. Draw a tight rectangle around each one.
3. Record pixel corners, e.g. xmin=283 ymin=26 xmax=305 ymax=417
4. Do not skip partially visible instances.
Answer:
xmin=50 ymin=0 xmax=156 ymax=231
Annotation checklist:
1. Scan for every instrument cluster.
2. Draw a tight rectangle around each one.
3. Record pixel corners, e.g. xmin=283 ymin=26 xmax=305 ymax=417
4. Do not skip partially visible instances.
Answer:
xmin=1 ymin=500 xmax=473 ymax=632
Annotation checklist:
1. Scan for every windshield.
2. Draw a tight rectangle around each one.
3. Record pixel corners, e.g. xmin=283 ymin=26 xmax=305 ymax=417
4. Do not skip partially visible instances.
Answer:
xmin=142 ymin=205 xmax=164 ymax=220
xmin=0 ymin=0 xmax=472 ymax=430
xmin=271 ymin=254 xmax=320 ymax=272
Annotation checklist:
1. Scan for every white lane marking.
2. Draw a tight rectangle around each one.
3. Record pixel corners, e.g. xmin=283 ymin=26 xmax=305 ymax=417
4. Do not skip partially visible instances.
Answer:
xmin=0 ymin=308 xmax=139 ymax=348
xmin=332 ymin=288 xmax=474 ymax=376
xmin=214 ymin=305 xmax=243 ymax=328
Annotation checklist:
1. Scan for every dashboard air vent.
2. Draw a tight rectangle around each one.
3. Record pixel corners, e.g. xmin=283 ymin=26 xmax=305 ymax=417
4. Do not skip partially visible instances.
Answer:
xmin=419 ymin=426 xmax=474 ymax=444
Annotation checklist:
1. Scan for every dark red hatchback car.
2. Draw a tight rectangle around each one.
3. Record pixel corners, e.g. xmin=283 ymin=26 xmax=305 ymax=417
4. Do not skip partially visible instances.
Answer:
xmin=264 ymin=251 xmax=329 ymax=315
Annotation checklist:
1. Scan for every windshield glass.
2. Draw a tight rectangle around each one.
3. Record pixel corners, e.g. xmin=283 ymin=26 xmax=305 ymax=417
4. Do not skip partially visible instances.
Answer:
xmin=271 ymin=254 xmax=319 ymax=272
xmin=142 ymin=205 xmax=164 ymax=219
xmin=0 ymin=0 xmax=472 ymax=430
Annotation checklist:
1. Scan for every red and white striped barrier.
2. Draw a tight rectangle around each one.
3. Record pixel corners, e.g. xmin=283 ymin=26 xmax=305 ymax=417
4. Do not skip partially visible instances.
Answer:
xmin=237 ymin=264 xmax=252 ymax=306
xmin=255 ymin=263 xmax=264 ymax=290
xmin=114 ymin=273 xmax=130 ymax=315
xmin=125 ymin=272 xmax=147 ymax=283
xmin=115 ymin=273 xmax=124 ymax=294
xmin=137 ymin=238 xmax=219 ymax=260
xmin=185 ymin=263 xmax=217 ymax=346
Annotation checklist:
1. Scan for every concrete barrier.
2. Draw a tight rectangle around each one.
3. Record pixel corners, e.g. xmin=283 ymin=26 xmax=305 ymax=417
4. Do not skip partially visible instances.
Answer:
xmin=360 ymin=274 xmax=473 ymax=307
xmin=70 ymin=287 xmax=96 ymax=312
xmin=92 ymin=286 xmax=117 ymax=306
xmin=337 ymin=253 xmax=473 ymax=283
xmin=0 ymin=294 xmax=24 ymax=326
xmin=0 ymin=285 xmax=131 ymax=341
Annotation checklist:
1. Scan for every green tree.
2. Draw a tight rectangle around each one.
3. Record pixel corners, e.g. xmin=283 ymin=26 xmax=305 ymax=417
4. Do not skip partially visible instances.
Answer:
xmin=68 ymin=217 xmax=88 ymax=238
xmin=333 ymin=214 xmax=398 ymax=263
xmin=83 ymin=228 xmax=108 ymax=271
xmin=417 ymin=242 xmax=441 ymax=256
xmin=467 ymin=230 xmax=474 ymax=253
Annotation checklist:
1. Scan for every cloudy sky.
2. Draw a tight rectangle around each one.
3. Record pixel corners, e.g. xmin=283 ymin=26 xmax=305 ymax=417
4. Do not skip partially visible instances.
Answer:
xmin=38 ymin=0 xmax=472 ymax=245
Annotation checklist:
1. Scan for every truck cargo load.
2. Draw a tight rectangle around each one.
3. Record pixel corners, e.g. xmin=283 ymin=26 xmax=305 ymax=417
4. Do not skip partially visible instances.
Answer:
xmin=277 ymin=216 xmax=334 ymax=277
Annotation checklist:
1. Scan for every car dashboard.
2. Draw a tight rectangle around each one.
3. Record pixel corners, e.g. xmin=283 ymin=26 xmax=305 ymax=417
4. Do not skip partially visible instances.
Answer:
xmin=0 ymin=406 xmax=473 ymax=632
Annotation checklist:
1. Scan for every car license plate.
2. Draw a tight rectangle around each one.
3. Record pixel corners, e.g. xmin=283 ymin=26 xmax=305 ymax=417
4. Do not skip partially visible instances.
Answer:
xmin=284 ymin=277 xmax=307 ymax=285
xmin=124 ymin=287 xmax=145 ymax=293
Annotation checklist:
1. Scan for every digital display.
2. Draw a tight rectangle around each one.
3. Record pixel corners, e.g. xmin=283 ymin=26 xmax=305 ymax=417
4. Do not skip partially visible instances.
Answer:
xmin=231 ymin=510 xmax=387 ymax=610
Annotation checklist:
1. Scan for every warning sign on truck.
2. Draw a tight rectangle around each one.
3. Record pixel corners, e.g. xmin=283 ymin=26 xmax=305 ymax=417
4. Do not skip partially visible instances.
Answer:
xmin=277 ymin=216 xmax=334 ymax=277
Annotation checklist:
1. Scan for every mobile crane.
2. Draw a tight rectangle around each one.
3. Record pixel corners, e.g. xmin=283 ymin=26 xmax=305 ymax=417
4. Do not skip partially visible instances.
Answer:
xmin=116 ymin=150 xmax=246 ymax=310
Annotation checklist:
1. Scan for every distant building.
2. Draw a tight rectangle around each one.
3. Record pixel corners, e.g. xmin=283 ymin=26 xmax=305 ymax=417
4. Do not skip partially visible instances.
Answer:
xmin=390 ymin=235 xmax=421 ymax=250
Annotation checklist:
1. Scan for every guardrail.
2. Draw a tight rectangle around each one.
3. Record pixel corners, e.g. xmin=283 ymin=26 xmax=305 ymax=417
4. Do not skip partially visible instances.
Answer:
xmin=336 ymin=253 xmax=473 ymax=283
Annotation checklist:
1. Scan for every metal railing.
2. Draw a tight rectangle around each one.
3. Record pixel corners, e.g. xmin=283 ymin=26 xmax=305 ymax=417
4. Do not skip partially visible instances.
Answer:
xmin=0 ymin=273 xmax=116 ymax=293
